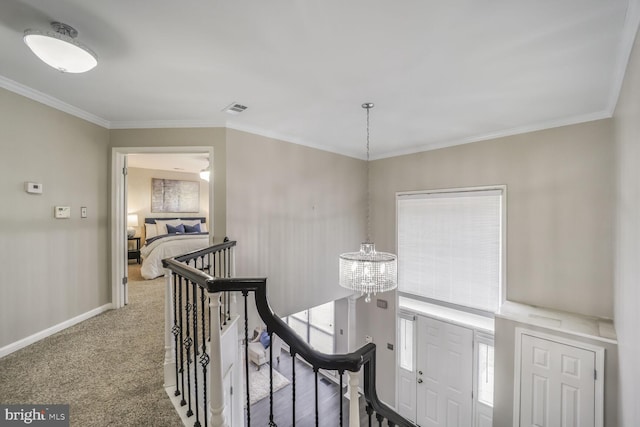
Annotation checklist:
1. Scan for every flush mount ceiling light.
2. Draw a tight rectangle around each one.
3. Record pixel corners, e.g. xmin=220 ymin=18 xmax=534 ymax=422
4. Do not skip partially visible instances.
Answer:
xmin=24 ymin=22 xmax=97 ymax=73
xmin=339 ymin=103 xmax=398 ymax=302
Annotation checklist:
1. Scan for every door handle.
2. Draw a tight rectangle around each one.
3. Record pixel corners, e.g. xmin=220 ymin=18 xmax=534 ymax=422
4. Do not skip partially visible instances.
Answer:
xmin=418 ymin=370 xmax=423 ymax=375
xmin=417 ymin=378 xmax=423 ymax=384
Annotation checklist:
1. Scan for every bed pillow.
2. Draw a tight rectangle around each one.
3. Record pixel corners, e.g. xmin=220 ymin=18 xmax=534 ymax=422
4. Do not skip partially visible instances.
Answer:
xmin=183 ymin=223 xmax=201 ymax=233
xmin=166 ymin=223 xmax=185 ymax=234
xmin=181 ymin=218 xmax=207 ymax=232
xmin=145 ymin=223 xmax=158 ymax=239
xmin=259 ymin=331 xmax=270 ymax=348
xmin=155 ymin=219 xmax=182 ymax=235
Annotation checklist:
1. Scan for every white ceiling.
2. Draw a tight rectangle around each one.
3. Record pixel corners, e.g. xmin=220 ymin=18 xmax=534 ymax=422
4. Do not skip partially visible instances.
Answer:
xmin=1 ymin=1 xmax=638 ymax=159
xmin=127 ymin=153 xmax=209 ymax=174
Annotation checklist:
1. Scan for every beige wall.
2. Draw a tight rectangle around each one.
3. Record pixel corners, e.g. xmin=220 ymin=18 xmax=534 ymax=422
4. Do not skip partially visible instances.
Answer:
xmin=613 ymin=25 xmax=640 ymax=427
xmin=226 ymin=129 xmax=366 ymax=327
xmin=110 ymin=128 xmax=227 ymax=241
xmin=0 ymin=88 xmax=110 ymax=349
xmin=363 ymin=119 xmax=615 ymax=405
xmin=127 ymin=167 xmax=209 ymax=240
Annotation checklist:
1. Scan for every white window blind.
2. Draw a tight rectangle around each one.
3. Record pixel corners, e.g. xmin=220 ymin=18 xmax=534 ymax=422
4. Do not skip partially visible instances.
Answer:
xmin=397 ymin=189 xmax=503 ymax=313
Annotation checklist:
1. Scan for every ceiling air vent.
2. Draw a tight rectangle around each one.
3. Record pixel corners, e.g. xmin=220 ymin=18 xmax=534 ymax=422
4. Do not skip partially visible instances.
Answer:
xmin=222 ymin=103 xmax=248 ymax=115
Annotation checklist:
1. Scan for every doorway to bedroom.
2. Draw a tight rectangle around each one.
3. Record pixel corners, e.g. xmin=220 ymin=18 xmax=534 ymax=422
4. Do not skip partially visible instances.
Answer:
xmin=111 ymin=146 xmax=214 ymax=309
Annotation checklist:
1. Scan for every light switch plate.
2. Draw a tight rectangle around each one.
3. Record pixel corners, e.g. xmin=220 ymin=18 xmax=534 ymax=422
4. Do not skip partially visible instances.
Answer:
xmin=55 ymin=206 xmax=71 ymax=219
xmin=81 ymin=207 xmax=87 ymax=218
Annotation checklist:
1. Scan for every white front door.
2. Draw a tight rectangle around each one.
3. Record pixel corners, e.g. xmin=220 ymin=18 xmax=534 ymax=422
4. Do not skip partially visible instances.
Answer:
xmin=416 ymin=316 xmax=473 ymax=427
xmin=519 ymin=334 xmax=596 ymax=427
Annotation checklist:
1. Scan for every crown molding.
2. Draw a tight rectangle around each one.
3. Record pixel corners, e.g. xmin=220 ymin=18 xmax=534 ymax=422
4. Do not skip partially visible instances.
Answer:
xmin=606 ymin=0 xmax=640 ymax=114
xmin=109 ymin=119 xmax=226 ymax=129
xmin=373 ymin=110 xmax=612 ymax=160
xmin=0 ymin=75 xmax=110 ymax=128
xmin=225 ymin=122 xmax=365 ymax=160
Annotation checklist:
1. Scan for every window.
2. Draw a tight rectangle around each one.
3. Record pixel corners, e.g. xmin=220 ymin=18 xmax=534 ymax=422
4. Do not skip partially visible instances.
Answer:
xmin=398 ymin=315 xmax=415 ymax=371
xmin=477 ymin=341 xmax=495 ymax=407
xmin=397 ymin=188 xmax=503 ymax=313
xmin=284 ymin=301 xmax=335 ymax=353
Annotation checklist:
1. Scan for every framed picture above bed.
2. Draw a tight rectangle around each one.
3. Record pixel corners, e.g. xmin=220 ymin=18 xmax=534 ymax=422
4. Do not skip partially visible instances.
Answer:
xmin=151 ymin=178 xmax=200 ymax=213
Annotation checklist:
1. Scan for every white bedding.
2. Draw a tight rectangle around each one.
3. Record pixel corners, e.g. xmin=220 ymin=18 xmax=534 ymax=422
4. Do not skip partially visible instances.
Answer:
xmin=140 ymin=234 xmax=210 ymax=279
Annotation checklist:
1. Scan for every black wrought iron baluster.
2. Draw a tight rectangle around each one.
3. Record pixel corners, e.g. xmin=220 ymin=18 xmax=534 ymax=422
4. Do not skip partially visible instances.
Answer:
xmin=172 ymin=273 xmax=181 ymax=398
xmin=178 ymin=276 xmax=186 ymax=406
xmin=191 ymin=281 xmax=200 ymax=427
xmin=376 ymin=413 xmax=384 ymax=426
xmin=291 ymin=350 xmax=296 ymax=427
xmin=199 ymin=286 xmax=209 ymax=427
xmin=314 ymin=367 xmax=319 ymax=427
xmin=243 ymin=291 xmax=251 ymax=426
xmin=387 ymin=420 xmax=396 ymax=426
xmin=339 ymin=370 xmax=344 ymax=427
xmin=184 ymin=279 xmax=193 ymax=417
xmin=367 ymin=404 xmax=374 ymax=427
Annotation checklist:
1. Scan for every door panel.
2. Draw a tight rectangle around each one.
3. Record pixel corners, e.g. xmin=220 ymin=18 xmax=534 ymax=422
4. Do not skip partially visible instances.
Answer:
xmin=398 ymin=371 xmax=416 ymax=421
xmin=519 ymin=334 xmax=595 ymax=427
xmin=417 ymin=316 xmax=473 ymax=427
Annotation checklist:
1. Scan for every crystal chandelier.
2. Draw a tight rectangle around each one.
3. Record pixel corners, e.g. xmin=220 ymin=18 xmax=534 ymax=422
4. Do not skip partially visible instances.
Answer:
xmin=339 ymin=103 xmax=397 ymax=302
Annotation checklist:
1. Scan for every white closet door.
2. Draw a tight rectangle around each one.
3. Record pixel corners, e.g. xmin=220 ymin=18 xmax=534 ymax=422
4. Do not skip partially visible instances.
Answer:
xmin=416 ymin=316 xmax=473 ymax=427
xmin=519 ymin=334 xmax=596 ymax=427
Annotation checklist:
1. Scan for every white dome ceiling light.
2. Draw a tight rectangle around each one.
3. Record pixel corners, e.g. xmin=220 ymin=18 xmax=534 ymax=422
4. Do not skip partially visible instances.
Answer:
xmin=24 ymin=22 xmax=97 ymax=73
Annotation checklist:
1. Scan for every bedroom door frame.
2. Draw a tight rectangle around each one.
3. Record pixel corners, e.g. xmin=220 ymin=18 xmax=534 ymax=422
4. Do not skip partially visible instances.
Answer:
xmin=111 ymin=146 xmax=215 ymax=309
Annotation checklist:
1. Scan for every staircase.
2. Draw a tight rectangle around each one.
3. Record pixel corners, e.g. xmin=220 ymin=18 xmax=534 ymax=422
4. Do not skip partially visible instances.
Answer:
xmin=162 ymin=240 xmax=416 ymax=427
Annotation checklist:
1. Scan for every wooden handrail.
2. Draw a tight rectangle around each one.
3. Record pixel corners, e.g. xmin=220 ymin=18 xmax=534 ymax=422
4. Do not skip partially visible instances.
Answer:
xmin=163 ymin=243 xmax=416 ymax=426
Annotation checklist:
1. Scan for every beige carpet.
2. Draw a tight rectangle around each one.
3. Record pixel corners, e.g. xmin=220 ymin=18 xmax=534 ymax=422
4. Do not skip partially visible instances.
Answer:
xmin=0 ymin=265 xmax=183 ymax=426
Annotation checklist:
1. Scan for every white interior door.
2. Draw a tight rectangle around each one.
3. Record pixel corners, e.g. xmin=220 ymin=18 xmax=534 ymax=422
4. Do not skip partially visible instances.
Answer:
xmin=416 ymin=316 xmax=473 ymax=427
xmin=122 ymin=155 xmax=129 ymax=305
xmin=519 ymin=334 xmax=596 ymax=427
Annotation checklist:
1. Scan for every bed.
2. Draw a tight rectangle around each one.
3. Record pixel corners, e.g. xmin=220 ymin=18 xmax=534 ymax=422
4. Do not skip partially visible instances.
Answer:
xmin=139 ymin=217 xmax=210 ymax=279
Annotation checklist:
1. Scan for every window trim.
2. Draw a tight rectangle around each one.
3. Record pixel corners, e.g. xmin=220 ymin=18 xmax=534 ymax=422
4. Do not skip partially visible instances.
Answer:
xmin=284 ymin=302 xmax=335 ymax=353
xmin=395 ymin=185 xmax=508 ymax=313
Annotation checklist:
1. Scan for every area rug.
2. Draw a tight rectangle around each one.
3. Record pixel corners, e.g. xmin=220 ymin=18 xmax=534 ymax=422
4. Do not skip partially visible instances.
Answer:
xmin=249 ymin=365 xmax=290 ymax=405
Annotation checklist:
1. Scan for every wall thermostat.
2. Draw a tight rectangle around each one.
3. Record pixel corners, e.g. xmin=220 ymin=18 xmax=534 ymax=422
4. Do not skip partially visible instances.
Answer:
xmin=25 ymin=182 xmax=43 ymax=194
xmin=55 ymin=206 xmax=71 ymax=219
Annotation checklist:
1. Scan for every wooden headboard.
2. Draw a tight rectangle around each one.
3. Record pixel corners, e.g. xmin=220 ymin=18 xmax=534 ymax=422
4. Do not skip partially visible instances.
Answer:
xmin=144 ymin=217 xmax=206 ymax=224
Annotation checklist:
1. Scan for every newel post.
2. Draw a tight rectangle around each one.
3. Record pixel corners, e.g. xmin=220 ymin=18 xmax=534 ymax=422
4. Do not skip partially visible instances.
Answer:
xmin=163 ymin=270 xmax=176 ymax=388
xmin=349 ymin=370 xmax=361 ymax=426
xmin=209 ymin=292 xmax=228 ymax=427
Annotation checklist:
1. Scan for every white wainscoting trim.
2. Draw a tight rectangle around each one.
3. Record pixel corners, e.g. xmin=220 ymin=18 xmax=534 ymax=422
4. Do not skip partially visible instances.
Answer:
xmin=0 ymin=303 xmax=113 ymax=358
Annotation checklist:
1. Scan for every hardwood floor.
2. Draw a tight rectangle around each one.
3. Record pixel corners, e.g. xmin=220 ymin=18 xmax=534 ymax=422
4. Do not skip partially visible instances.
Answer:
xmin=248 ymin=350 xmax=370 ymax=426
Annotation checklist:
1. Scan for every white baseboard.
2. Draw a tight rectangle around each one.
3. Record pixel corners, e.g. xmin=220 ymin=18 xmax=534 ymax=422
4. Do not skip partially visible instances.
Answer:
xmin=0 ymin=303 xmax=113 ymax=358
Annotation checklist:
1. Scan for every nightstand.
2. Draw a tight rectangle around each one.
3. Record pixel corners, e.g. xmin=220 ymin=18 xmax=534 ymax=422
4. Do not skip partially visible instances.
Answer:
xmin=127 ymin=237 xmax=141 ymax=264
